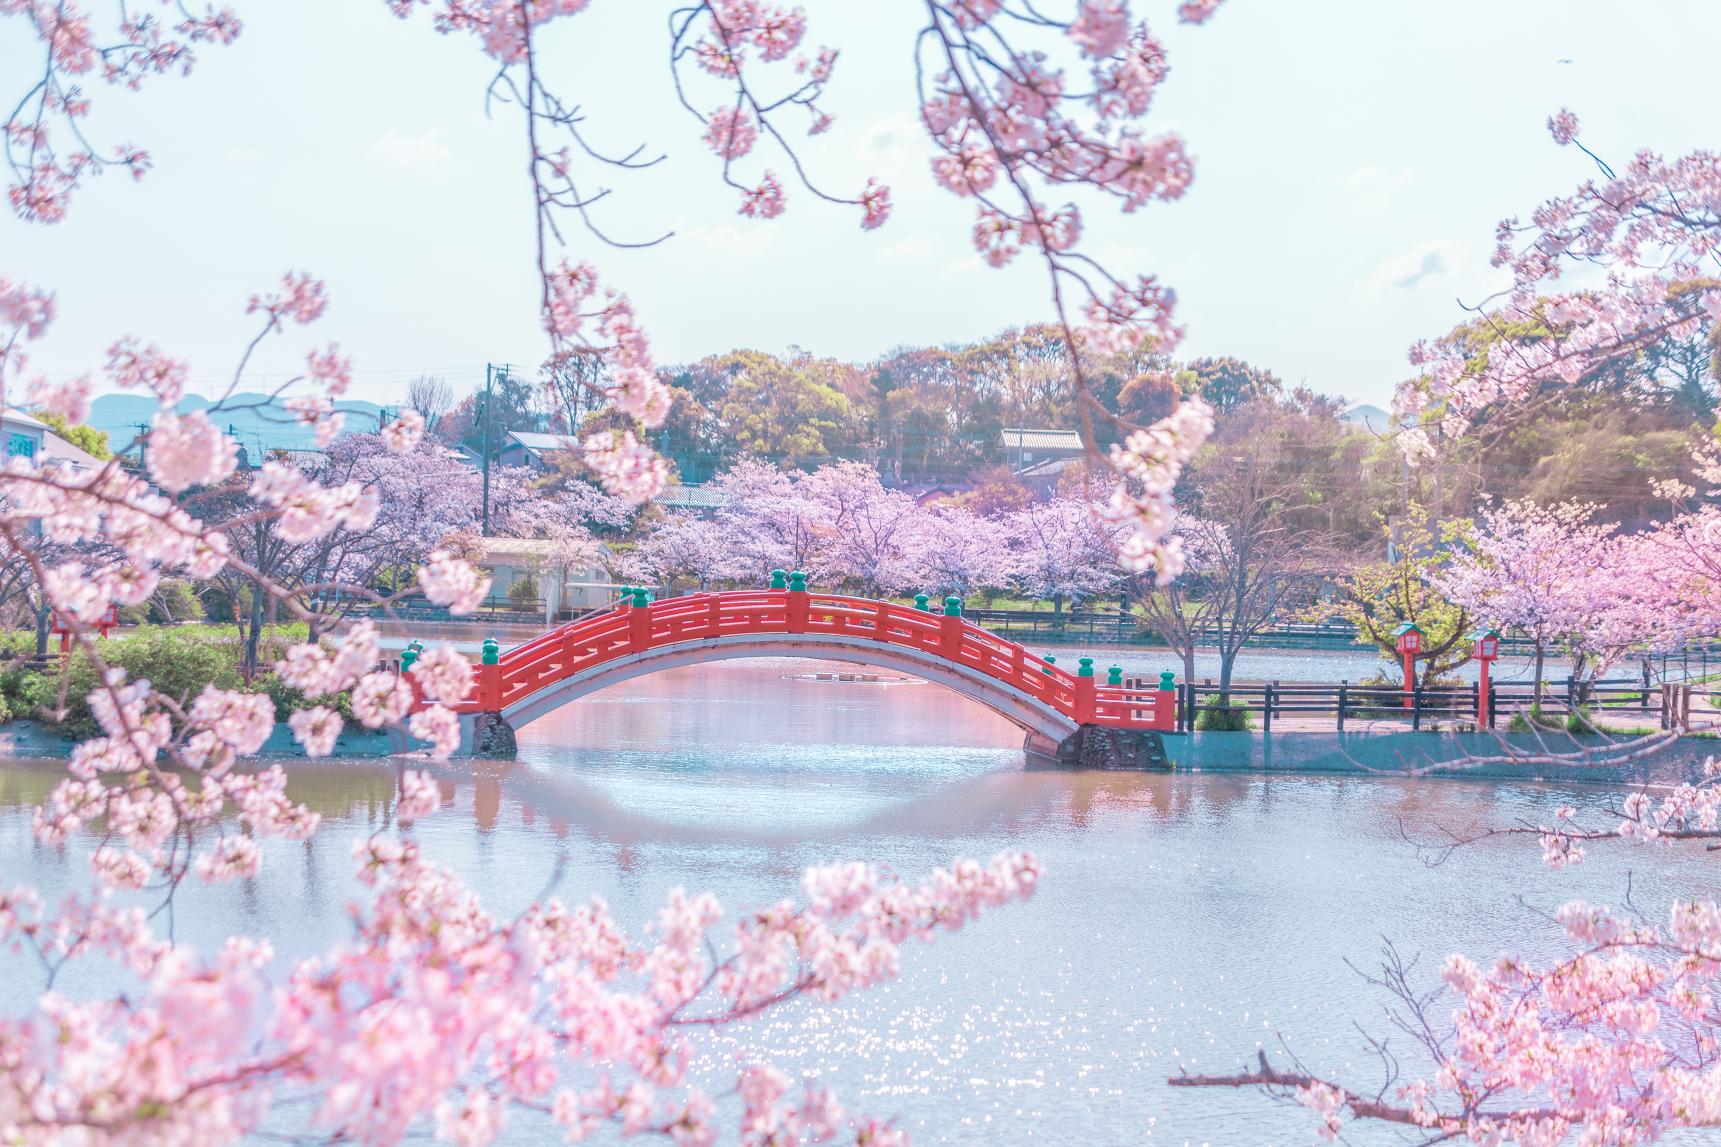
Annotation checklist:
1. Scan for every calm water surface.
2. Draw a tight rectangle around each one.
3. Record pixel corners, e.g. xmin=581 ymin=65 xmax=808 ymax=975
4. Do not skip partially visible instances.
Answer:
xmin=0 ymin=658 xmax=1712 ymax=1145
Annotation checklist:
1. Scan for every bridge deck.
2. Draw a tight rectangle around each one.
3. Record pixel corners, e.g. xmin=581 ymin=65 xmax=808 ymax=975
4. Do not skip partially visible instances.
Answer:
xmin=433 ymin=590 xmax=1175 ymax=732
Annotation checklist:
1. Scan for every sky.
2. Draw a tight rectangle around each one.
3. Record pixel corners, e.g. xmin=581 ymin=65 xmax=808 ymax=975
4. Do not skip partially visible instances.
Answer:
xmin=5 ymin=0 xmax=1719 ymax=411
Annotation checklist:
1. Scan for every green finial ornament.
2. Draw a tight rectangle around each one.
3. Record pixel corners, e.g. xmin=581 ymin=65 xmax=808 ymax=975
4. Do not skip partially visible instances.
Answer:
xmin=481 ymin=637 xmax=500 ymax=666
xmin=914 ymin=593 xmax=930 ymax=611
xmin=943 ymin=595 xmax=962 ymax=617
xmin=769 ymin=569 xmax=788 ymax=590
xmin=1077 ymin=656 xmax=1094 ymax=678
xmin=631 ymin=587 xmax=650 ymax=608
xmin=1041 ymin=654 xmax=1056 ymax=675
xmin=400 ymin=645 xmax=419 ymax=671
xmin=618 ymin=585 xmax=634 ymax=606
xmin=1159 ymin=670 xmax=1177 ymax=690
xmin=788 ymin=570 xmax=808 ymax=593
xmin=1107 ymin=666 xmax=1123 ymax=687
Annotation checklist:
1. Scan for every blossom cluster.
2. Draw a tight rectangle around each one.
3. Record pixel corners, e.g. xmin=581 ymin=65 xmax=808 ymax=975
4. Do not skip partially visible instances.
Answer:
xmin=1396 ymin=110 xmax=1721 ymax=455
xmin=3 ymin=1 xmax=241 ymax=223
xmin=919 ymin=0 xmax=1200 ymax=358
xmin=0 ymin=842 xmax=1038 ymax=1145
xmin=1104 ymin=399 xmax=1214 ymax=580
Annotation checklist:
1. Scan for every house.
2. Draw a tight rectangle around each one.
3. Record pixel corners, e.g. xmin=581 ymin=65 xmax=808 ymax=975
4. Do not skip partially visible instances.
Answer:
xmin=906 ymin=483 xmax=963 ymax=506
xmin=1014 ymin=456 xmax=1078 ymax=495
xmin=2 ymin=410 xmax=48 ymax=465
xmin=498 ymin=431 xmax=580 ymax=471
xmin=657 ymin=484 xmax=729 ymax=517
xmin=4 ymin=410 xmax=105 ymax=474
xmin=476 ymin=536 xmax=616 ymax=624
xmin=1000 ymin=428 xmax=1083 ymax=472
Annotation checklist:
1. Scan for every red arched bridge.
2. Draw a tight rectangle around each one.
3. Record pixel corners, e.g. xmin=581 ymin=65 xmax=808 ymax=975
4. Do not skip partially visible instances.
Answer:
xmin=409 ymin=577 xmax=1177 ymax=764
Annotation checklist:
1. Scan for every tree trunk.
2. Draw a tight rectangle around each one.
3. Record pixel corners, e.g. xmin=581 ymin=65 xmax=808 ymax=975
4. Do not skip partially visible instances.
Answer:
xmin=1533 ymin=643 xmax=1546 ymax=703
xmin=34 ymin=600 xmax=49 ymax=658
xmin=244 ymin=584 xmax=265 ymax=680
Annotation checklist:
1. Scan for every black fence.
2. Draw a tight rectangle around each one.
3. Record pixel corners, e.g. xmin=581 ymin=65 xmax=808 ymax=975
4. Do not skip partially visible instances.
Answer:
xmin=1169 ymin=677 xmax=1699 ymax=733
xmin=964 ymin=608 xmax=1136 ymax=643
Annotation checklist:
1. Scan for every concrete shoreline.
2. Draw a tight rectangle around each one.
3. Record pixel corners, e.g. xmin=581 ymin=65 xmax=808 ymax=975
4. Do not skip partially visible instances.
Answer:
xmin=1156 ymin=729 xmax=1715 ymax=787
xmin=1 ymin=720 xmax=1711 ymax=788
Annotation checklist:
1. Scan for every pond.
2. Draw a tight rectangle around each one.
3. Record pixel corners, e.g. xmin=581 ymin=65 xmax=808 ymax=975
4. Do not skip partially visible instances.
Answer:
xmin=0 ymin=657 xmax=1708 ymax=1143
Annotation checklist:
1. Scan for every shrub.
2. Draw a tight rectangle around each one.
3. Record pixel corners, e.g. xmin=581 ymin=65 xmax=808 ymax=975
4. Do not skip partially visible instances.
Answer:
xmin=507 ymin=573 xmax=540 ymax=606
xmin=1195 ymin=697 xmax=1253 ymax=731
xmin=246 ymin=673 xmax=354 ymax=724
xmin=7 ymin=626 xmax=307 ymax=736
xmin=1505 ymin=705 xmax=1566 ymax=733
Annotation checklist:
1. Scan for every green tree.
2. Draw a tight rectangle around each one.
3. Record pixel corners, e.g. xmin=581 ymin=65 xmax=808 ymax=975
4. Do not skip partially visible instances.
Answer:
xmin=715 ymin=350 xmax=858 ymax=465
xmin=1313 ymin=509 xmax=1474 ymax=685
xmin=1115 ymin=370 xmax=1183 ymax=425
xmin=1185 ymin=356 xmax=1283 ymax=414
xmin=30 ymin=410 xmax=111 ymax=459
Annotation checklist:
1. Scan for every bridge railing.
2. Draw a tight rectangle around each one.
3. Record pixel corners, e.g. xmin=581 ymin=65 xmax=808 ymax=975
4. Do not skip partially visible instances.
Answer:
xmin=439 ymin=583 xmax=1180 ymax=731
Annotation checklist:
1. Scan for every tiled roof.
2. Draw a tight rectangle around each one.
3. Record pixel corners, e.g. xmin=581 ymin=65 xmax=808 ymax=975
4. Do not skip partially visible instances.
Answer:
xmin=506 ymin=431 xmax=581 ymax=454
xmin=659 ymin=485 xmax=729 ymax=508
xmin=999 ymin=428 xmax=1083 ymax=451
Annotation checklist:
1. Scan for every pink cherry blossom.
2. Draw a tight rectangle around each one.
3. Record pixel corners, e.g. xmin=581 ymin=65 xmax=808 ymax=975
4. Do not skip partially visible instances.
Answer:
xmin=1176 ymin=0 xmax=1225 ymax=24
xmin=408 ymin=703 xmax=462 ymax=758
xmin=1068 ymin=0 xmax=1131 ymax=59
xmin=583 ymin=429 xmax=668 ymax=504
xmin=288 ymin=706 xmax=343 ymax=758
xmin=246 ymin=271 xmax=328 ymax=329
xmin=397 ymin=769 xmax=441 ymax=823
xmin=381 ymin=408 xmax=426 ymax=453
xmin=146 ymin=409 xmax=240 ymax=493
xmin=704 ymin=106 xmax=758 ymax=159
xmin=418 ymin=550 xmax=493 ymax=615
xmin=24 ymin=372 xmax=91 ymax=423
xmin=739 ymin=170 xmax=787 ymax=218
xmin=410 ymin=644 xmax=475 ymax=705
xmin=351 ymin=670 xmax=414 ymax=728
xmin=105 ymin=335 xmax=189 ymax=403
xmin=306 ymin=342 xmax=352 ymax=394
xmin=859 ymin=177 xmax=891 ymax=229
xmin=194 ymin=834 xmax=262 ymax=882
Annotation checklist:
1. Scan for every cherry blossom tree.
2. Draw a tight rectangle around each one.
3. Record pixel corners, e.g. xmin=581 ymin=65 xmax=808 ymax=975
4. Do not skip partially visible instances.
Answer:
xmin=626 ymin=510 xmax=733 ymax=591
xmin=1173 ymin=758 xmax=1721 ymax=1144
xmin=802 ymin=460 xmax=923 ymax=597
xmin=1396 ymin=109 xmax=1721 ymax=463
xmin=1436 ymin=499 xmax=1618 ymax=700
xmin=905 ymin=503 xmax=1017 ymax=600
xmin=1004 ymin=493 xmax=1127 ymax=617
xmin=705 ymin=457 xmax=837 ymax=583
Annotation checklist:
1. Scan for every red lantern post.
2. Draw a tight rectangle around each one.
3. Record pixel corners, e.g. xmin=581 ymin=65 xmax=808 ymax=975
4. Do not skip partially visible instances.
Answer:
xmin=1470 ymin=626 xmax=1501 ymax=727
xmin=1393 ymin=622 xmax=1423 ymax=711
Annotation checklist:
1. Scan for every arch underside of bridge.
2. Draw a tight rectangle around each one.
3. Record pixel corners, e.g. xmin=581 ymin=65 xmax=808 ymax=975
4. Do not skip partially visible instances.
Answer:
xmin=464 ymin=632 xmax=1081 ymax=761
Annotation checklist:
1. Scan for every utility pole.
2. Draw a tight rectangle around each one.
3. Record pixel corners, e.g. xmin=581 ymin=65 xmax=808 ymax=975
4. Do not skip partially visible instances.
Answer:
xmin=481 ymin=363 xmax=508 ymax=536
xmin=481 ymin=363 xmax=493 ymax=536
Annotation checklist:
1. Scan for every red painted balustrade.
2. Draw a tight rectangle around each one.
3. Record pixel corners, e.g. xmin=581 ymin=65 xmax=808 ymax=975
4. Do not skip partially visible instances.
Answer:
xmin=429 ymin=590 xmax=1175 ymax=731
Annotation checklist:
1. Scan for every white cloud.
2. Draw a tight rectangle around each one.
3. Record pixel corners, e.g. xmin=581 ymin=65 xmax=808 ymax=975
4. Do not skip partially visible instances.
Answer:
xmin=680 ymin=223 xmax=775 ymax=257
xmin=1327 ymin=165 xmax=1413 ymax=190
xmin=876 ymin=237 xmax=931 ymax=264
xmin=370 ymin=129 xmax=450 ymax=167
xmin=1369 ymin=239 xmax=1466 ymax=291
